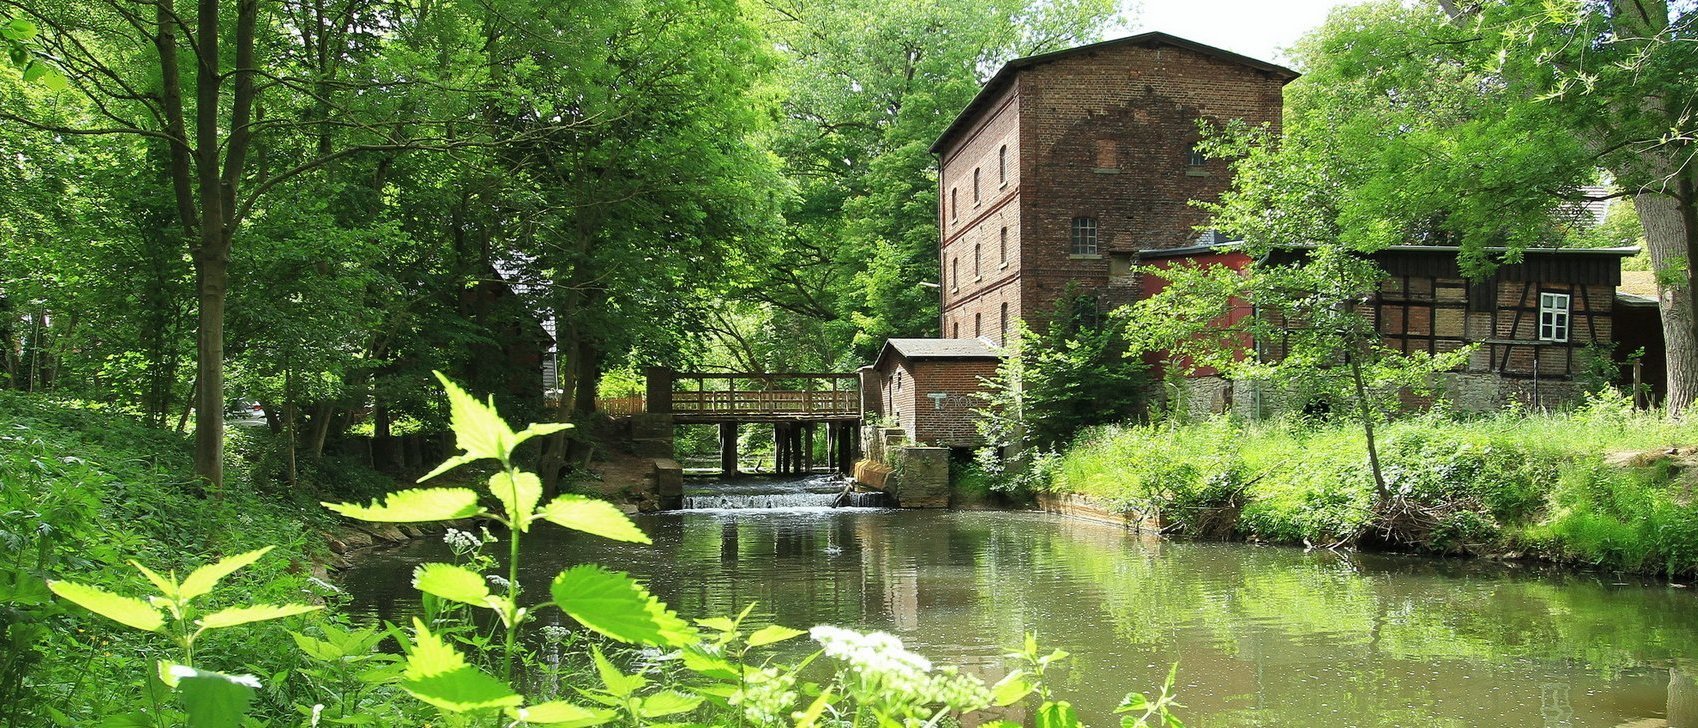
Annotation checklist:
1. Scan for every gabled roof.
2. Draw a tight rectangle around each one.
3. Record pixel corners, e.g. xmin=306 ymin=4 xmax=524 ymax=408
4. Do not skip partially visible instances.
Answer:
xmin=874 ymin=338 xmax=1002 ymax=370
xmin=930 ymin=32 xmax=1300 ymax=155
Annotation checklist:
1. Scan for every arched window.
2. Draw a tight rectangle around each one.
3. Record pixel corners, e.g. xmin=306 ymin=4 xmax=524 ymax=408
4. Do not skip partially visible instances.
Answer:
xmin=1070 ymin=216 xmax=1098 ymax=255
xmin=973 ymin=243 xmax=981 ymax=278
xmin=999 ymin=227 xmax=1008 ymax=264
xmin=952 ymin=321 xmax=960 ymax=338
xmin=972 ymin=168 xmax=980 ymax=203
xmin=951 ymin=257 xmax=959 ymax=289
xmin=1000 ymin=302 xmax=1009 ymax=341
xmin=974 ymin=313 xmax=981 ymax=338
xmin=950 ymin=188 xmax=958 ymax=220
xmin=998 ymin=145 xmax=1007 ymax=184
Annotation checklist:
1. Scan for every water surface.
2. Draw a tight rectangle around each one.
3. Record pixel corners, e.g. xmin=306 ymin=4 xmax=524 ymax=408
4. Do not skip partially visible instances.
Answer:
xmin=342 ymin=501 xmax=1698 ymax=726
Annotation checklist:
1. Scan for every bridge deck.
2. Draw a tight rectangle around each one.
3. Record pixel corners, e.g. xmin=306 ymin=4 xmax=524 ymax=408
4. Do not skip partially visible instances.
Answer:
xmin=646 ymin=369 xmax=861 ymax=421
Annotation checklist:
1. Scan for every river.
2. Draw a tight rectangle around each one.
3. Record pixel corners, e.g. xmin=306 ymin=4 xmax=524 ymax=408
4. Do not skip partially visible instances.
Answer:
xmin=342 ymin=478 xmax=1698 ymax=727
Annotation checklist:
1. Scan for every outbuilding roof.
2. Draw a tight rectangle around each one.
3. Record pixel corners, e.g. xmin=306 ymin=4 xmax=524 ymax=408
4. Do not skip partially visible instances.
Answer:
xmin=874 ymin=338 xmax=1002 ymax=370
xmin=930 ymin=32 xmax=1300 ymax=155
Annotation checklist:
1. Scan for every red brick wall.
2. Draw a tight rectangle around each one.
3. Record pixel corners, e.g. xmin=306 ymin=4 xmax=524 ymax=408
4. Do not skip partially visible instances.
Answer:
xmin=937 ymin=41 xmax=1286 ymax=339
xmin=1016 ymin=42 xmax=1286 ymax=328
xmin=1137 ymin=250 xmax=1254 ymax=377
xmin=878 ymin=356 xmax=920 ymax=437
xmin=909 ymin=359 xmax=1000 ymax=447
xmin=940 ymin=82 xmax=1024 ymax=345
xmin=875 ymin=355 xmax=999 ymax=447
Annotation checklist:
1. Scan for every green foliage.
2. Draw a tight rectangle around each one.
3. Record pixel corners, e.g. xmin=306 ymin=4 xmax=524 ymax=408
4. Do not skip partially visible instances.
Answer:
xmin=1042 ymin=406 xmax=1698 ymax=575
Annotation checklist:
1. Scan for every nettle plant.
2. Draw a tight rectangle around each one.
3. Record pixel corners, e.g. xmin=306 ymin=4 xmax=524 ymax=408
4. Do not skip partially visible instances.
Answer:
xmin=46 ymin=546 xmax=324 ymax=724
xmin=47 ymin=373 xmax=1185 ymax=727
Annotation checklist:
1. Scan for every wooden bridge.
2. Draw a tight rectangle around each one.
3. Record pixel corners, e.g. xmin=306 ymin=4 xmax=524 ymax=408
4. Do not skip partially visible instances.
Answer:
xmin=642 ymin=368 xmax=862 ymax=475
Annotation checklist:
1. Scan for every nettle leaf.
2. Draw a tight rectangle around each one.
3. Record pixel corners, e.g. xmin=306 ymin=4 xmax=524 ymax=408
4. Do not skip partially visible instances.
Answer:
xmin=402 ymin=619 xmax=521 ymax=713
xmin=412 ymin=563 xmax=491 ymax=606
xmin=129 ymin=562 xmax=179 ymax=600
xmin=992 ymin=670 xmax=1033 ymax=707
xmin=590 ymin=645 xmax=646 ymax=698
xmin=170 ymin=666 xmax=259 ymax=728
xmin=536 ymin=495 xmax=651 ymax=544
xmin=47 ymin=581 xmax=164 ymax=633
xmin=324 ymin=488 xmax=482 ymax=523
xmin=745 ymin=625 xmax=806 ymax=648
xmin=637 ymin=690 xmax=701 ymax=718
xmin=434 ymin=371 xmax=516 ymax=464
xmin=513 ymin=422 xmax=572 ymax=450
xmin=551 ymin=566 xmax=693 ymax=646
xmin=489 ymin=471 xmax=543 ymax=531
xmin=180 ymin=546 xmax=273 ymax=601
xmin=197 ymin=603 xmax=321 ymax=631
xmin=506 ymin=700 xmax=611 ymax=727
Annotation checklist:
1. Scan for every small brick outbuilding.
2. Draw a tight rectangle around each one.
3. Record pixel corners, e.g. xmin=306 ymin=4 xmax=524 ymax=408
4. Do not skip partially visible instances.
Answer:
xmin=868 ymin=338 xmax=1002 ymax=448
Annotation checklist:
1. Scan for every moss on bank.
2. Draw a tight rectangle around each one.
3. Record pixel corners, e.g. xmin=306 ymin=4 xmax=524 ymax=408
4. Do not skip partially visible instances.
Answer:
xmin=1040 ymin=399 xmax=1698 ymax=577
xmin=0 ymin=392 xmax=394 ymax=724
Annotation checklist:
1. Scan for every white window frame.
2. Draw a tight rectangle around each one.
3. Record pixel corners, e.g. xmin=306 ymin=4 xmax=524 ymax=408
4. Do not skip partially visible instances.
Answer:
xmin=1539 ymin=292 xmax=1571 ymax=343
xmin=1070 ymin=216 xmax=1098 ymax=256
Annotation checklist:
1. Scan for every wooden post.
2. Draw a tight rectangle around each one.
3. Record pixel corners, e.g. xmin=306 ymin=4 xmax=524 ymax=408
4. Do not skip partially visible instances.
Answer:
xmin=645 ymin=366 xmax=673 ymax=414
xmin=719 ymin=421 xmax=739 ymax=477
xmin=1634 ymin=360 xmax=1645 ymax=409
xmin=773 ymin=423 xmax=787 ymax=474
xmin=802 ymin=422 xmax=815 ymax=473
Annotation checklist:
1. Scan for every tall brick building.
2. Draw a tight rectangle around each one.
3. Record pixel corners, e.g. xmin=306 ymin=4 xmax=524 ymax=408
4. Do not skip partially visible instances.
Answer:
xmin=929 ymin=32 xmax=1297 ymax=345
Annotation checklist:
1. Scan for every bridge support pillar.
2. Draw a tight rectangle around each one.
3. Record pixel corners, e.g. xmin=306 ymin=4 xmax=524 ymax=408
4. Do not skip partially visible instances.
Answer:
xmin=718 ymin=422 xmax=740 ymax=477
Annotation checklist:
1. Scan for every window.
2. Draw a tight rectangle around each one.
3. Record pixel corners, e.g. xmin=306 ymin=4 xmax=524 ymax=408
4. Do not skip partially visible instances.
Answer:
xmin=894 ymin=371 xmax=902 ymax=390
xmin=999 ymin=227 xmax=1008 ymax=264
xmin=1000 ymin=302 xmax=1008 ymax=340
xmin=972 ymin=168 xmax=980 ymax=203
xmin=998 ymin=145 xmax=1007 ymax=184
xmin=1187 ymin=147 xmax=1206 ymax=166
xmin=950 ymin=188 xmax=958 ymax=220
xmin=951 ymin=257 xmax=959 ymax=290
xmin=1539 ymin=292 xmax=1571 ymax=342
xmin=952 ymin=321 xmax=960 ymax=338
xmin=1070 ymin=216 xmax=1098 ymax=255
xmin=1095 ymin=139 xmax=1118 ymax=168
xmin=974 ymin=313 xmax=981 ymax=338
xmin=973 ymin=243 xmax=981 ymax=278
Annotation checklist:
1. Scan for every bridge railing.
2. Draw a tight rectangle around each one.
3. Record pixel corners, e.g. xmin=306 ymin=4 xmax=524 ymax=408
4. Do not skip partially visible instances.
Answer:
xmin=646 ymin=368 xmax=860 ymax=418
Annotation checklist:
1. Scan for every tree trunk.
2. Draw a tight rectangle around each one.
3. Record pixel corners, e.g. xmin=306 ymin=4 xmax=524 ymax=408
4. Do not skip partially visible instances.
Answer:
xmin=1348 ymin=350 xmax=1390 ymax=502
xmin=192 ymin=254 xmax=228 ymax=488
xmin=1638 ymin=190 xmax=1698 ymax=415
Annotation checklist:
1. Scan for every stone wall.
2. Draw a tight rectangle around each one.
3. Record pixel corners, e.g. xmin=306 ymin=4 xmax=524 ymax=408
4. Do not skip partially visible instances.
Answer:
xmin=886 ymin=446 xmax=950 ymax=508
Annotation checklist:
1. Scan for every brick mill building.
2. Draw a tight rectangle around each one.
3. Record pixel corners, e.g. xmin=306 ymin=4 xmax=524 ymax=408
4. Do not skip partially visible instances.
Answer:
xmin=929 ymin=32 xmax=1295 ymax=345
xmin=864 ymin=31 xmax=1655 ymax=447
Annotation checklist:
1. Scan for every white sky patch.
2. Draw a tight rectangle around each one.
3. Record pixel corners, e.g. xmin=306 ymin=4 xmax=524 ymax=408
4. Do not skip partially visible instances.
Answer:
xmin=1116 ymin=0 xmax=1369 ymax=66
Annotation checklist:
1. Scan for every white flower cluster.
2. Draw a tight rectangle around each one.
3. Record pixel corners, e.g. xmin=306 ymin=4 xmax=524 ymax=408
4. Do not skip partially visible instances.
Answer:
xmin=809 ymin=626 xmax=992 ymax=715
xmin=443 ymin=527 xmax=483 ymax=555
xmin=811 ymin=625 xmax=933 ymax=677
xmin=733 ymin=666 xmax=797 ymax=725
xmin=538 ymin=625 xmax=571 ymax=644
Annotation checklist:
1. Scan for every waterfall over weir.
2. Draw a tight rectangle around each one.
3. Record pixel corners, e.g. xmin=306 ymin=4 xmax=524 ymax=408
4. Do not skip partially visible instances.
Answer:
xmin=677 ymin=474 xmax=889 ymax=511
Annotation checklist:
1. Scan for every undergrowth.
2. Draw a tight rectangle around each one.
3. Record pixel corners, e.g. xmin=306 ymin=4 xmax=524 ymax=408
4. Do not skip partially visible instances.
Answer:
xmin=1043 ymin=396 xmax=1698 ymax=577
xmin=0 ymin=391 xmax=394 ymax=724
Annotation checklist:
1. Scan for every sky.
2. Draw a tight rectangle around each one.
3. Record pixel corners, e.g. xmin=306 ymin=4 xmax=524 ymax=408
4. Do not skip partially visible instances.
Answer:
xmin=1119 ymin=0 xmax=1367 ymax=66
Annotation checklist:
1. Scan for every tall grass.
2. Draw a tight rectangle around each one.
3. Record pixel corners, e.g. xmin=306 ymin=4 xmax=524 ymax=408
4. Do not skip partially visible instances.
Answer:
xmin=1043 ymin=395 xmax=1698 ymax=576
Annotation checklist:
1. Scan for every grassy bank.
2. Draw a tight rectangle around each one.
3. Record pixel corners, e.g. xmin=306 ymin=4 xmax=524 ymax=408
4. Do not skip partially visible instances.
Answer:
xmin=1039 ymin=397 xmax=1698 ymax=577
xmin=0 ymin=391 xmax=394 ymax=725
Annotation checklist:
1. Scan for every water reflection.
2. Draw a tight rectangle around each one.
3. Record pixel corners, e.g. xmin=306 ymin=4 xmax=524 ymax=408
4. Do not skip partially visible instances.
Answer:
xmin=341 ymin=510 xmax=1698 ymax=727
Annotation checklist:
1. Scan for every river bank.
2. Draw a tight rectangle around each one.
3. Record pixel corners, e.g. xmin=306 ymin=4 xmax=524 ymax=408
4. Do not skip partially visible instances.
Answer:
xmin=1025 ymin=400 xmax=1698 ymax=578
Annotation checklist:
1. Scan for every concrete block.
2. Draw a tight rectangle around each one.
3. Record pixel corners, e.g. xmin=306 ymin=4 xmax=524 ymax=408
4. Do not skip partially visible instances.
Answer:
xmin=652 ymin=458 xmax=683 ymax=510
xmin=889 ymin=446 xmax=950 ymax=508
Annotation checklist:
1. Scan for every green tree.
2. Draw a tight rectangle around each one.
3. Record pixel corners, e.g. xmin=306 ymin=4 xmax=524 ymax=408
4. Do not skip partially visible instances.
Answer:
xmin=749 ymin=0 xmax=1121 ymax=362
xmin=1202 ymin=0 xmax=1698 ymax=413
xmin=977 ymin=293 xmax=1148 ymax=461
xmin=1126 ymin=246 xmax=1473 ymax=503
